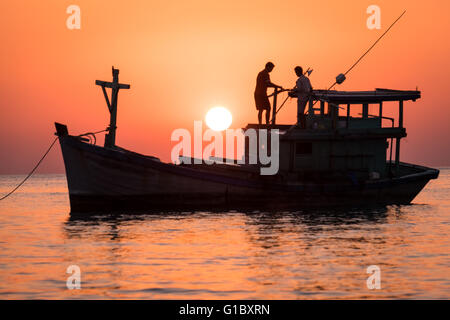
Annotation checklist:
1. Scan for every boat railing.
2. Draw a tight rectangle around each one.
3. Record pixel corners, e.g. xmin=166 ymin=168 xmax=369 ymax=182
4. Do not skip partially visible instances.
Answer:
xmin=306 ymin=88 xmax=421 ymax=131
xmin=304 ymin=88 xmax=421 ymax=171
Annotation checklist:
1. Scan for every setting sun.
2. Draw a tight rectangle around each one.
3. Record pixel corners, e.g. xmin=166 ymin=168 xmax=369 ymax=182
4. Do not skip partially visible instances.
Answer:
xmin=205 ymin=106 xmax=232 ymax=131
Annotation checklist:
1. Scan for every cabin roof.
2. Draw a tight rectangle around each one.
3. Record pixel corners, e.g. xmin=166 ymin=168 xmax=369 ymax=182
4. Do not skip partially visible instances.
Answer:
xmin=313 ymin=88 xmax=421 ymax=104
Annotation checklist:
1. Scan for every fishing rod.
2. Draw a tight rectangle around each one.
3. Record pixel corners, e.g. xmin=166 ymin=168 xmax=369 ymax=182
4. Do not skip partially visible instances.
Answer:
xmin=275 ymin=10 xmax=407 ymax=117
xmin=326 ymin=10 xmax=407 ymax=92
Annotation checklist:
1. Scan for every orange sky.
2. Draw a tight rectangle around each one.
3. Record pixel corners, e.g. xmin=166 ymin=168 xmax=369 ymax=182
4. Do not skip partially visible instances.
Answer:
xmin=0 ymin=0 xmax=449 ymax=174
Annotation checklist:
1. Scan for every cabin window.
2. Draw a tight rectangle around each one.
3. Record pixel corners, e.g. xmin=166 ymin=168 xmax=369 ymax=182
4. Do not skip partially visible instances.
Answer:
xmin=296 ymin=142 xmax=312 ymax=155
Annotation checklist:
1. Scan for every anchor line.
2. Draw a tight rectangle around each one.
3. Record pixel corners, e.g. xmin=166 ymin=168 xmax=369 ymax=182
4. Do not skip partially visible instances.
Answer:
xmin=0 ymin=126 xmax=112 ymax=201
xmin=0 ymin=137 xmax=58 ymax=201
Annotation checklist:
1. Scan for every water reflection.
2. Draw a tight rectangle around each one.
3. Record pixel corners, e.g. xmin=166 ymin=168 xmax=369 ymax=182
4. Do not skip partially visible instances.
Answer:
xmin=2 ymin=173 xmax=448 ymax=299
xmin=63 ymin=207 xmax=392 ymax=244
xmin=65 ymin=206 xmax=391 ymax=226
xmin=60 ymin=207 xmax=400 ymax=298
xmin=62 ymin=208 xmax=396 ymax=259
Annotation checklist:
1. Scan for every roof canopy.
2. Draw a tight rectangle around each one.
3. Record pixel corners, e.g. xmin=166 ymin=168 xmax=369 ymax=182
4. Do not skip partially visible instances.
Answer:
xmin=313 ymin=88 xmax=421 ymax=104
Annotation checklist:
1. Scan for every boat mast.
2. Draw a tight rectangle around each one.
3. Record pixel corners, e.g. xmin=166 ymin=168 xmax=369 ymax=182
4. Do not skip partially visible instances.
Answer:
xmin=95 ymin=67 xmax=130 ymax=148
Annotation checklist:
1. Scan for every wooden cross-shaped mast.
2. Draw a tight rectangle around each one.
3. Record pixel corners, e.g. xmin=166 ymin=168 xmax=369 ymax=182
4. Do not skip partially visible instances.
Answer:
xmin=96 ymin=66 xmax=130 ymax=148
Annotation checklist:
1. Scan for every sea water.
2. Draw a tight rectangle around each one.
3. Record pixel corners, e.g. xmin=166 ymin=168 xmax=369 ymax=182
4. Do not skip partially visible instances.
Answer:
xmin=0 ymin=170 xmax=448 ymax=299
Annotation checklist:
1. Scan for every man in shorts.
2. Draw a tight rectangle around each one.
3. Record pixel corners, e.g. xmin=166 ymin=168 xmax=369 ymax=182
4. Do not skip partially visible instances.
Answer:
xmin=254 ymin=62 xmax=283 ymax=125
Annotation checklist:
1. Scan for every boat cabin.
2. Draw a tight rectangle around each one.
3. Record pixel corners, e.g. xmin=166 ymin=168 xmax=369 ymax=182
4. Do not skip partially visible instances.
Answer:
xmin=244 ymin=88 xmax=421 ymax=181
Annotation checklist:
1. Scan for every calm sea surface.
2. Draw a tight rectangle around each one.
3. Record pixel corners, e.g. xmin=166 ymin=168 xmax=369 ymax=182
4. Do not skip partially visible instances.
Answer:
xmin=0 ymin=170 xmax=449 ymax=299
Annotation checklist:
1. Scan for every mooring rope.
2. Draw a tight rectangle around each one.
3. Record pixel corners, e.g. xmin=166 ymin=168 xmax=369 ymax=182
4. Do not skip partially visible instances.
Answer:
xmin=0 ymin=126 xmax=110 ymax=201
xmin=0 ymin=137 xmax=58 ymax=201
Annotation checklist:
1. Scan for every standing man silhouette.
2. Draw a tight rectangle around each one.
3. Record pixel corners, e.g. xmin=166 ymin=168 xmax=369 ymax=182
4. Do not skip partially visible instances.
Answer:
xmin=289 ymin=66 xmax=312 ymax=128
xmin=254 ymin=62 xmax=283 ymax=125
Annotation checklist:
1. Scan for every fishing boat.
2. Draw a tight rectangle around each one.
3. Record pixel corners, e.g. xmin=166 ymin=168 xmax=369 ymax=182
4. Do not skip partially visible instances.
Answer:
xmin=55 ymin=67 xmax=439 ymax=214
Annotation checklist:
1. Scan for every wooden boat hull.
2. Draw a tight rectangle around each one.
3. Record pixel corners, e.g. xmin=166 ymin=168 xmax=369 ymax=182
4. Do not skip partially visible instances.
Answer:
xmin=57 ymin=133 xmax=439 ymax=214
